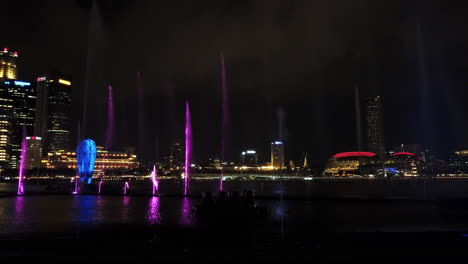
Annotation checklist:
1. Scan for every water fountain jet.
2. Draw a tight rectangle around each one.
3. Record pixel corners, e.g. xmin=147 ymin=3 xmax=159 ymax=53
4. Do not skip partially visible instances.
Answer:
xmin=17 ymin=127 xmax=27 ymax=195
xmin=184 ymin=102 xmax=192 ymax=196
xmin=150 ymin=165 xmax=159 ymax=195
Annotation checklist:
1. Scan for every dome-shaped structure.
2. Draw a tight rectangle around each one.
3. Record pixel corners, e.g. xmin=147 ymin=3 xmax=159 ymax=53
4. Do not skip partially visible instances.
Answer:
xmin=385 ymin=152 xmax=421 ymax=177
xmin=324 ymin=152 xmax=381 ymax=177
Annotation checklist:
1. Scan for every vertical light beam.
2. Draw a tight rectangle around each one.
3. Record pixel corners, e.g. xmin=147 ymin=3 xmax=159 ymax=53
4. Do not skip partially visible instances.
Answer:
xmin=185 ymin=102 xmax=192 ymax=196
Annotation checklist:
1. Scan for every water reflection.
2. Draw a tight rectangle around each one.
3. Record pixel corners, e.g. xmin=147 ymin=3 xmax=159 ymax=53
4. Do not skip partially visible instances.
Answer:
xmin=180 ymin=197 xmax=195 ymax=225
xmin=14 ymin=196 xmax=24 ymax=225
xmin=146 ymin=197 xmax=160 ymax=224
xmin=122 ymin=196 xmax=130 ymax=223
xmin=74 ymin=195 xmax=99 ymax=224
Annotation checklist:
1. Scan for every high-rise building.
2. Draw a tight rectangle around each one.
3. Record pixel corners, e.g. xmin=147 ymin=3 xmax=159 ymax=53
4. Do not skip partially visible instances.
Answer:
xmin=366 ymin=96 xmax=385 ymax=158
xmin=0 ymin=82 xmax=13 ymax=169
xmin=240 ymin=150 xmax=258 ymax=166
xmin=35 ymin=73 xmax=72 ymax=155
xmin=26 ymin=136 xmax=42 ymax=169
xmin=0 ymin=48 xmax=18 ymax=80
xmin=9 ymin=80 xmax=36 ymax=168
xmin=169 ymin=141 xmax=183 ymax=169
xmin=271 ymin=141 xmax=284 ymax=169
xmin=0 ymin=80 xmax=36 ymax=168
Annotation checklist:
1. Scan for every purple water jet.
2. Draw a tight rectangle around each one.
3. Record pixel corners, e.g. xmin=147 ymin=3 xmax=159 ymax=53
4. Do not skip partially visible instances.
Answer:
xmin=184 ymin=101 xmax=192 ymax=196
xmin=17 ymin=127 xmax=27 ymax=195
xmin=104 ymin=85 xmax=114 ymax=150
xmin=72 ymin=176 xmax=79 ymax=194
xmin=150 ymin=165 xmax=159 ymax=195
xmin=98 ymin=180 xmax=103 ymax=194
xmin=123 ymin=181 xmax=130 ymax=195
xmin=98 ymin=173 xmax=103 ymax=194
xmin=220 ymin=52 xmax=229 ymax=192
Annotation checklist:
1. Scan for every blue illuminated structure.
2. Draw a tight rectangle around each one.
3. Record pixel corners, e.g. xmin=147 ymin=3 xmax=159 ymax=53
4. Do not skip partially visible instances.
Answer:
xmin=76 ymin=139 xmax=97 ymax=184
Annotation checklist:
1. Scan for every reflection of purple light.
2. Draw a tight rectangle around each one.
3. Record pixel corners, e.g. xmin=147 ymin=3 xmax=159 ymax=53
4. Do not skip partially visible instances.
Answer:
xmin=220 ymin=52 xmax=229 ymax=192
xmin=123 ymin=181 xmax=130 ymax=195
xmin=17 ymin=127 xmax=27 ymax=195
xmin=146 ymin=197 xmax=160 ymax=224
xmin=150 ymin=165 xmax=159 ymax=195
xmin=184 ymin=102 xmax=192 ymax=196
xmin=180 ymin=197 xmax=194 ymax=225
xmin=14 ymin=196 xmax=24 ymax=224
xmin=105 ymin=85 xmax=114 ymax=150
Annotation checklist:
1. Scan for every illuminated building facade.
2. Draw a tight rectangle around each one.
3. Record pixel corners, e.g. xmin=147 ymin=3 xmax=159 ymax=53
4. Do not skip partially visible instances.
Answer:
xmin=271 ymin=141 xmax=285 ymax=169
xmin=43 ymin=146 xmax=138 ymax=171
xmin=26 ymin=136 xmax=42 ymax=169
xmin=0 ymin=48 xmax=18 ymax=80
xmin=0 ymin=80 xmax=36 ymax=169
xmin=366 ymin=96 xmax=385 ymax=158
xmin=0 ymin=82 xmax=13 ymax=169
xmin=323 ymin=151 xmax=381 ymax=177
xmin=8 ymin=80 xmax=36 ymax=168
xmin=35 ymin=73 xmax=72 ymax=154
xmin=241 ymin=150 xmax=258 ymax=166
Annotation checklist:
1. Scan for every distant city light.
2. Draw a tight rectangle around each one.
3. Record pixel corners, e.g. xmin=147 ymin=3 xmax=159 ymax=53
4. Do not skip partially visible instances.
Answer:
xmin=58 ymin=79 xmax=71 ymax=86
xmin=273 ymin=141 xmax=283 ymax=145
xmin=37 ymin=77 xmax=46 ymax=82
xmin=3 ymin=48 xmax=7 ymax=53
xmin=4 ymin=81 xmax=9 ymax=84
xmin=246 ymin=150 xmax=256 ymax=154
xmin=14 ymin=81 xmax=30 ymax=87
xmin=241 ymin=152 xmax=246 ymax=155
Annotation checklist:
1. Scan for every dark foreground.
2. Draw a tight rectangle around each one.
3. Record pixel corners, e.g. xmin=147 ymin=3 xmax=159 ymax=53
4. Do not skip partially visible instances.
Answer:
xmin=1 ymin=195 xmax=468 ymax=260
xmin=2 ymin=227 xmax=468 ymax=261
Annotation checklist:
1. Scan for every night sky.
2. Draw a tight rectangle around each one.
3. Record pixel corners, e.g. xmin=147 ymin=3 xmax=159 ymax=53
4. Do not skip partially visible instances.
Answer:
xmin=2 ymin=0 xmax=468 ymax=165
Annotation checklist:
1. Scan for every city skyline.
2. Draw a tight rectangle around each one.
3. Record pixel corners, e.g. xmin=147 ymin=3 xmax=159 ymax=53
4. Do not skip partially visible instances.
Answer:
xmin=2 ymin=0 xmax=468 ymax=165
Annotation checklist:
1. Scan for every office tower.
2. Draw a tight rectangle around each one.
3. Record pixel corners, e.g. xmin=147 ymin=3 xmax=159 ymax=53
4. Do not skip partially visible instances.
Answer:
xmin=26 ymin=136 xmax=42 ymax=169
xmin=366 ymin=96 xmax=385 ymax=158
xmin=0 ymin=81 xmax=13 ymax=169
xmin=271 ymin=141 xmax=284 ymax=169
xmin=169 ymin=141 xmax=183 ymax=169
xmin=35 ymin=73 xmax=72 ymax=155
xmin=0 ymin=80 xmax=35 ymax=168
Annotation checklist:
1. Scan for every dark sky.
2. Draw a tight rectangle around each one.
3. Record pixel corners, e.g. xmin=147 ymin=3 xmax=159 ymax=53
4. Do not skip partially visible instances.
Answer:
xmin=2 ymin=0 xmax=468 ymax=164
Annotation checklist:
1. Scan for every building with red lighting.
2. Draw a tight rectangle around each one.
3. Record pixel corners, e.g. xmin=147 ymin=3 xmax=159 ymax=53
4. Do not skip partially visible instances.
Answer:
xmin=385 ymin=152 xmax=421 ymax=177
xmin=323 ymin=151 xmax=381 ymax=177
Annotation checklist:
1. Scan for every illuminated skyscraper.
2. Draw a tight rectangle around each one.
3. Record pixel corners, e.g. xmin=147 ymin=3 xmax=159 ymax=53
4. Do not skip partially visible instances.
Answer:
xmin=366 ymin=96 xmax=385 ymax=158
xmin=35 ymin=73 xmax=72 ymax=154
xmin=271 ymin=141 xmax=284 ymax=169
xmin=0 ymin=82 xmax=13 ymax=169
xmin=0 ymin=80 xmax=36 ymax=168
xmin=0 ymin=48 xmax=18 ymax=80
xmin=26 ymin=136 xmax=42 ymax=169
